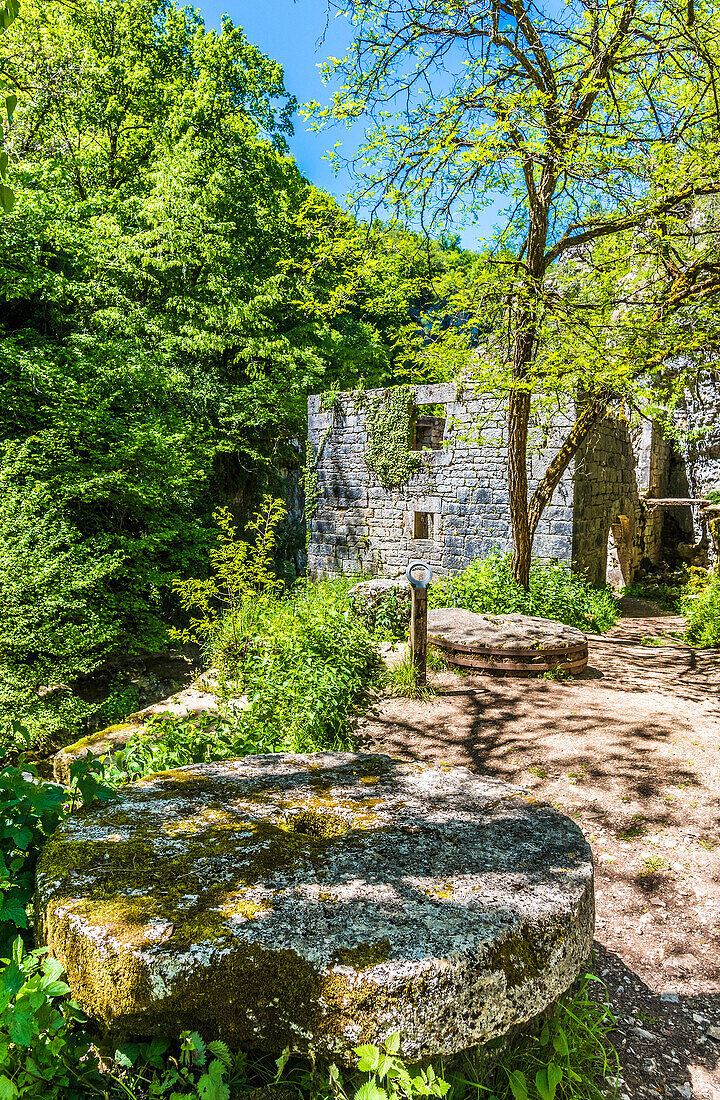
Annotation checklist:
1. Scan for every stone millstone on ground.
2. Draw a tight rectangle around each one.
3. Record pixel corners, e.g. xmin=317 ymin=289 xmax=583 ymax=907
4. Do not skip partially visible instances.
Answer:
xmin=36 ymin=752 xmax=594 ymax=1060
xmin=52 ymin=685 xmax=229 ymax=786
xmin=427 ymin=610 xmax=589 ymax=676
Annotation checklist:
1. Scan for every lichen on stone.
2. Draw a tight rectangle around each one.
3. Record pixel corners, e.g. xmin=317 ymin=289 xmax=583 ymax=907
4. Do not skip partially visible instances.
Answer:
xmin=36 ymin=751 xmax=594 ymax=1061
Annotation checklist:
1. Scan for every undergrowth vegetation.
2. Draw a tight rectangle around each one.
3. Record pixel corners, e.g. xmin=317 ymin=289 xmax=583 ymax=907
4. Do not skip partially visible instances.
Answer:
xmin=97 ymin=501 xmax=380 ymax=783
xmin=106 ymin=578 xmax=380 ymax=783
xmin=428 ymin=554 xmax=618 ymax=634
xmin=0 ymin=496 xmax=617 ymax=1098
xmin=683 ymin=571 xmax=720 ymax=646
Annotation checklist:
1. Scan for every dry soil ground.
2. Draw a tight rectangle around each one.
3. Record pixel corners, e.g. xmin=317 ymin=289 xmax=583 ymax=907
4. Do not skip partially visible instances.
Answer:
xmin=358 ymin=600 xmax=720 ymax=1100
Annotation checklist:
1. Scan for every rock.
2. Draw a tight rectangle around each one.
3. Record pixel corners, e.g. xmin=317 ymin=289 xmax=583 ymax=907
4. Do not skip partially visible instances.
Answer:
xmin=349 ymin=578 xmax=411 ymax=632
xmin=36 ymin=752 xmax=594 ymax=1061
xmin=661 ymin=954 xmax=699 ymax=974
xmin=53 ymin=687 xmax=222 ymax=785
xmin=707 ymin=1026 xmax=720 ymax=1042
xmin=427 ymin=611 xmax=588 ymax=677
xmin=660 ymin=992 xmax=679 ymax=1003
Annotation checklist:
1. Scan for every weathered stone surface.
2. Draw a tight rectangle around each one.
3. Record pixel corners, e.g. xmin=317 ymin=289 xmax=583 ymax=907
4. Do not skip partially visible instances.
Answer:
xmin=36 ymin=752 xmax=594 ymax=1059
xmin=307 ymin=383 xmax=689 ymax=585
xmin=53 ymin=687 xmax=221 ymax=786
xmin=427 ymin=610 xmax=586 ymax=650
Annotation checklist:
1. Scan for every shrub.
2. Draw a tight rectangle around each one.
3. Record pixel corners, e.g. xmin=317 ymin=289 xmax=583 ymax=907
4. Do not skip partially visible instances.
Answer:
xmin=428 ymin=554 xmax=618 ymax=634
xmin=683 ymin=573 xmax=720 ymax=646
xmin=349 ymin=581 xmax=410 ymax=640
xmin=107 ymin=577 xmax=381 ymax=782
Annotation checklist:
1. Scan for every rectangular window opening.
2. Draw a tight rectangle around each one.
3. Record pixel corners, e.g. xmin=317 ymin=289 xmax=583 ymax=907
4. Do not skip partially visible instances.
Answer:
xmin=413 ymin=511 xmax=433 ymax=540
xmin=411 ymin=403 xmax=446 ymax=451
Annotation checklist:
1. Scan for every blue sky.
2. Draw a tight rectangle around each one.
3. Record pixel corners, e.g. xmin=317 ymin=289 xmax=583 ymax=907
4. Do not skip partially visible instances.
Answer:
xmin=198 ymin=0 xmax=505 ymax=248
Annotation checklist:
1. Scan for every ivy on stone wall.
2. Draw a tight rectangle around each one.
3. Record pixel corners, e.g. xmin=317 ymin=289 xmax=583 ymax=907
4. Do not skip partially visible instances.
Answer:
xmin=365 ymin=385 xmax=420 ymax=489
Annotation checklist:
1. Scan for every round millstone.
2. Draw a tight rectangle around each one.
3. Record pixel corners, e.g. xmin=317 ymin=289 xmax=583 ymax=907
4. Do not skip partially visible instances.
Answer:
xmin=428 ymin=610 xmax=588 ymax=676
xmin=36 ymin=753 xmax=594 ymax=1059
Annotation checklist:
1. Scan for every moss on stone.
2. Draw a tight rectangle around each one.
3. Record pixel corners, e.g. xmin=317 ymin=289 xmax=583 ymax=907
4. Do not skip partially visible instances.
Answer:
xmin=331 ymin=940 xmax=391 ymax=970
xmin=489 ymin=929 xmax=552 ymax=989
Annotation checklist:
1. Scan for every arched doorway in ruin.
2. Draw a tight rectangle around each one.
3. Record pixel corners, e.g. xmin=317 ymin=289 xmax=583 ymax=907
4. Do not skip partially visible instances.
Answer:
xmin=606 ymin=514 xmax=632 ymax=589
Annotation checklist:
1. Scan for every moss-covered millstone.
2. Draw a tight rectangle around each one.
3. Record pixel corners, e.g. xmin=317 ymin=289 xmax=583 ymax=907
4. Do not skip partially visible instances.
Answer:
xmin=36 ymin=752 xmax=594 ymax=1059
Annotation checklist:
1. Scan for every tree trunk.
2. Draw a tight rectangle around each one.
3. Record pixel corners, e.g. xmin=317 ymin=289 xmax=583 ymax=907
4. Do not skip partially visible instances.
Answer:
xmin=508 ymin=385 xmax=532 ymax=588
xmin=527 ymin=393 xmax=609 ymax=544
xmin=507 ymin=171 xmax=555 ymax=588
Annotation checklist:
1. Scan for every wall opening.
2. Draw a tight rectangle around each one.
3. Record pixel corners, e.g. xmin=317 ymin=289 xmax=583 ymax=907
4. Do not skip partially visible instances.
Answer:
xmin=411 ymin=404 xmax=446 ymax=451
xmin=606 ymin=514 xmax=632 ymax=588
xmin=413 ymin=511 xmax=434 ymax=540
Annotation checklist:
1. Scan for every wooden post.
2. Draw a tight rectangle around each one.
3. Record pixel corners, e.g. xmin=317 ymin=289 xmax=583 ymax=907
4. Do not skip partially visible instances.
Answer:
xmin=406 ymin=560 xmax=432 ymax=686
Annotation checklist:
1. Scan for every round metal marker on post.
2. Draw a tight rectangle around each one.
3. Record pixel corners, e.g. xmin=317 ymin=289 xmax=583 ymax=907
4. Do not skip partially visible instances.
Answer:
xmin=406 ymin=560 xmax=433 ymax=686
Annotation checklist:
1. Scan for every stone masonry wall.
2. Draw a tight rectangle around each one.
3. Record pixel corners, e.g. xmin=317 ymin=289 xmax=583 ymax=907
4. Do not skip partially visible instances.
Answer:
xmin=572 ymin=417 xmax=666 ymax=587
xmin=307 ymin=383 xmax=577 ymax=579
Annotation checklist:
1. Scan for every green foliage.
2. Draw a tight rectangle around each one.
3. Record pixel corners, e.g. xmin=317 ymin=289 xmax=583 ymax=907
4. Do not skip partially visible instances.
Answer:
xmin=350 ymin=1032 xmax=450 ymax=1100
xmin=349 ymin=585 xmax=410 ymax=641
xmin=108 ymin=1030 xmax=243 ymax=1100
xmin=683 ymin=573 xmax=720 ymax=646
xmin=0 ymin=0 xmax=462 ymax=749
xmin=429 ymin=555 xmax=619 ymax=634
xmin=0 ymin=937 xmax=94 ymax=1100
xmin=450 ymin=972 xmax=617 ymax=1100
xmin=0 ymin=745 xmax=115 ymax=952
xmin=365 ymin=387 xmax=420 ymax=489
xmin=0 ymin=760 xmax=65 ymax=948
xmin=0 ymin=0 xmax=17 ymax=214
xmin=310 ymin=0 xmax=720 ymax=588
xmin=382 ymin=652 xmax=435 ymax=700
xmin=106 ymin=578 xmax=381 ymax=783
xmin=171 ymin=498 xmax=287 ymax=654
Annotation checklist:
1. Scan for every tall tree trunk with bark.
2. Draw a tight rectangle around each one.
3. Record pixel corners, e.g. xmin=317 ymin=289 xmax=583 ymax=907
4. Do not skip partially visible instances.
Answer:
xmin=507 ymin=193 xmax=550 ymax=589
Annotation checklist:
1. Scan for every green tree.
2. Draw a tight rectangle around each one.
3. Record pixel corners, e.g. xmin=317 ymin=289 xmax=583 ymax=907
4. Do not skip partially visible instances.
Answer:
xmin=0 ymin=0 xmax=18 ymax=212
xmin=0 ymin=0 xmax=469 ymax=739
xmin=313 ymin=0 xmax=720 ymax=586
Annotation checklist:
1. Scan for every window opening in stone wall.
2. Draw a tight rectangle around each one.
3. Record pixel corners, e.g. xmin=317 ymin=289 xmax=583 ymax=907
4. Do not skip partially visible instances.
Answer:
xmin=411 ymin=404 xmax=446 ymax=451
xmin=413 ymin=511 xmax=434 ymax=540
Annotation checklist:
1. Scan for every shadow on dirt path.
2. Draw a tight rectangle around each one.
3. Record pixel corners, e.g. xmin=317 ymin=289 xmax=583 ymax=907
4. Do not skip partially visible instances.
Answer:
xmin=359 ymin=608 xmax=720 ymax=1097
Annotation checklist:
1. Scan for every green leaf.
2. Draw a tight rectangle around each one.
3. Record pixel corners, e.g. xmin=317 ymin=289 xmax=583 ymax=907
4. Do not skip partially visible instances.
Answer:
xmin=355 ymin=1044 xmax=381 ymax=1073
xmin=551 ymin=1026 xmax=569 ymax=1057
xmin=0 ymin=1074 xmax=18 ymax=1100
xmin=353 ymin=1082 xmax=386 ymax=1100
xmin=0 ymin=182 xmax=14 ymax=213
xmin=4 ymin=94 xmax=16 ymax=120
xmin=206 ymin=1040 xmax=231 ymax=1067
xmin=0 ymin=899 xmax=27 ymax=929
xmin=384 ymin=1033 xmax=401 ymax=1055
xmin=506 ymin=1070 xmax=528 ymax=1100
xmin=535 ymin=1063 xmax=563 ymax=1100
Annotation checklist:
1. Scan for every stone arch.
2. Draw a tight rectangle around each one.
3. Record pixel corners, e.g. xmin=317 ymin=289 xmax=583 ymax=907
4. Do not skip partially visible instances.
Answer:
xmin=606 ymin=513 xmax=633 ymax=588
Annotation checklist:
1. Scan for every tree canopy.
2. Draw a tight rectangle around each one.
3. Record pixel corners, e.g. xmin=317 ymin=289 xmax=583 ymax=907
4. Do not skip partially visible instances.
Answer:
xmin=313 ymin=0 xmax=720 ymax=584
xmin=0 ymin=0 xmax=471 ymax=737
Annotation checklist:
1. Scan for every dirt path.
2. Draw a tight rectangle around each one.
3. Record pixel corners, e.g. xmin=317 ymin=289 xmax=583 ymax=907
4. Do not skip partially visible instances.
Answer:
xmin=358 ymin=602 xmax=720 ymax=1099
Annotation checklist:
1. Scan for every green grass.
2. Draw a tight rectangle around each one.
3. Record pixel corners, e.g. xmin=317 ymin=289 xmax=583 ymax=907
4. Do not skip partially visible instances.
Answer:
xmin=683 ymin=573 xmax=720 ymax=646
xmin=449 ymin=970 xmax=618 ymax=1100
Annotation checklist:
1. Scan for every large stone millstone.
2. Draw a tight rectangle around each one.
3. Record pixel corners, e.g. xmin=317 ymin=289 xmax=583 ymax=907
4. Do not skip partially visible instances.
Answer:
xmin=428 ymin=610 xmax=589 ymax=676
xmin=35 ymin=753 xmax=594 ymax=1060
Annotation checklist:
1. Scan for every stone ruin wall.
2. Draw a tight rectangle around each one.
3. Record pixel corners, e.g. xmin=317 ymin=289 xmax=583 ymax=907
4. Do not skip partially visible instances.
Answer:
xmin=307 ymin=376 xmax=720 ymax=583
xmin=572 ymin=418 xmax=669 ymax=587
xmin=308 ymin=383 xmax=589 ymax=580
